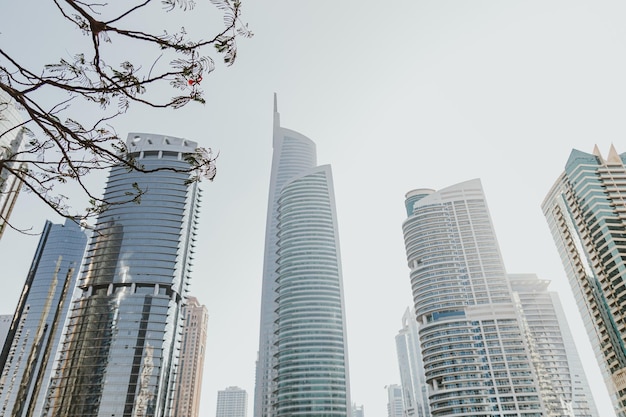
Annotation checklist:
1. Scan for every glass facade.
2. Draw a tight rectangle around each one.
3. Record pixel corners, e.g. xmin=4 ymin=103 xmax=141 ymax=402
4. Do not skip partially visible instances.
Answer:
xmin=0 ymin=219 xmax=89 ymax=417
xmin=542 ymin=145 xmax=626 ymax=417
xmin=274 ymin=166 xmax=350 ymax=417
xmin=254 ymin=97 xmax=350 ymax=417
xmin=41 ymin=133 xmax=201 ymax=417
xmin=402 ymin=179 xmax=544 ymax=417
xmin=253 ymin=99 xmax=317 ymax=417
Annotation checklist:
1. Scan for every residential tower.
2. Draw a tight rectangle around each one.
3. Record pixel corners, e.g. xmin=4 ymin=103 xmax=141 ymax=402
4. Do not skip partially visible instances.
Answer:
xmin=542 ymin=145 xmax=626 ymax=417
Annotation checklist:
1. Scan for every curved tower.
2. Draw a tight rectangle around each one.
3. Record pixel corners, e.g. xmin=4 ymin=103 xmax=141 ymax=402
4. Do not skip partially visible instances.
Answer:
xmin=274 ymin=165 xmax=350 ymax=417
xmin=254 ymin=97 xmax=350 ymax=417
xmin=402 ymin=179 xmax=543 ymax=417
xmin=42 ymin=133 xmax=201 ymax=417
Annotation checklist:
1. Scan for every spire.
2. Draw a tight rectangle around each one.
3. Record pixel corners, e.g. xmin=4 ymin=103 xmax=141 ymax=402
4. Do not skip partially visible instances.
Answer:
xmin=592 ymin=144 xmax=606 ymax=164
xmin=607 ymin=143 xmax=622 ymax=165
xmin=273 ymin=93 xmax=281 ymax=146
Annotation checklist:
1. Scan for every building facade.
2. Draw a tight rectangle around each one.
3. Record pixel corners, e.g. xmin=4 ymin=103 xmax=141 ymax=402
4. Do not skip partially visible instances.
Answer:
xmin=216 ymin=387 xmax=247 ymax=417
xmin=395 ymin=308 xmax=430 ymax=417
xmin=0 ymin=90 xmax=27 ymax=239
xmin=0 ymin=219 xmax=89 ymax=417
xmin=508 ymin=273 xmax=599 ymax=417
xmin=253 ymin=96 xmax=351 ymax=417
xmin=41 ymin=133 xmax=202 ymax=417
xmin=172 ymin=296 xmax=208 ymax=417
xmin=402 ymin=179 xmax=544 ymax=416
xmin=351 ymin=403 xmax=364 ymax=417
xmin=542 ymin=145 xmax=626 ymax=417
xmin=0 ymin=316 xmax=10 ymax=351
xmin=386 ymin=385 xmax=404 ymax=417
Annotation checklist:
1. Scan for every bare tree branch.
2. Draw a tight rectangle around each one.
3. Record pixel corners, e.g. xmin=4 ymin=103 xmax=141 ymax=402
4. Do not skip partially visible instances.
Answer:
xmin=0 ymin=0 xmax=252 ymax=231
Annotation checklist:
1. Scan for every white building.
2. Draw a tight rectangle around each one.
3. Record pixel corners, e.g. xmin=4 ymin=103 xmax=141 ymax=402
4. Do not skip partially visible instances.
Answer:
xmin=352 ymin=403 xmax=364 ymax=417
xmin=216 ymin=387 xmax=247 ymax=417
xmin=508 ymin=273 xmax=599 ymax=417
xmin=395 ymin=308 xmax=430 ymax=417
xmin=386 ymin=385 xmax=404 ymax=417
xmin=253 ymin=95 xmax=318 ymax=417
xmin=402 ymin=179 xmax=544 ymax=416
xmin=0 ymin=90 xmax=26 ymax=239
xmin=253 ymin=96 xmax=351 ymax=417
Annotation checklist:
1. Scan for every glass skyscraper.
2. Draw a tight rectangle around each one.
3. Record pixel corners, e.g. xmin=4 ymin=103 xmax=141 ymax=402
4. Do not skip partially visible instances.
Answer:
xmin=542 ymin=145 xmax=626 ymax=417
xmin=0 ymin=219 xmax=89 ymax=417
xmin=253 ymin=96 xmax=351 ymax=417
xmin=402 ymin=179 xmax=544 ymax=416
xmin=41 ymin=133 xmax=202 ymax=417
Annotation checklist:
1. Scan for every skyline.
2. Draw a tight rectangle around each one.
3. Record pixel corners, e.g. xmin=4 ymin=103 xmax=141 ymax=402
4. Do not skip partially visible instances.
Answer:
xmin=2 ymin=2 xmax=626 ymax=417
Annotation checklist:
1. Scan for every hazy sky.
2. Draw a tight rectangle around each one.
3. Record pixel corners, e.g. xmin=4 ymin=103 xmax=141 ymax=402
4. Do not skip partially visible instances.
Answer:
xmin=1 ymin=1 xmax=625 ymax=416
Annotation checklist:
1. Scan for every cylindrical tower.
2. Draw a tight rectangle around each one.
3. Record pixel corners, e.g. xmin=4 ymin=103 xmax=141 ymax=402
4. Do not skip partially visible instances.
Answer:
xmin=273 ymin=165 xmax=350 ymax=417
xmin=402 ymin=179 xmax=543 ymax=417
xmin=43 ymin=133 xmax=201 ymax=417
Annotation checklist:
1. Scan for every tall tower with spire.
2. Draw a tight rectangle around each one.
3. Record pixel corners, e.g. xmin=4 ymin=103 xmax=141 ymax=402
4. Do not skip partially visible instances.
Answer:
xmin=253 ymin=96 xmax=351 ymax=417
xmin=543 ymin=145 xmax=626 ymax=417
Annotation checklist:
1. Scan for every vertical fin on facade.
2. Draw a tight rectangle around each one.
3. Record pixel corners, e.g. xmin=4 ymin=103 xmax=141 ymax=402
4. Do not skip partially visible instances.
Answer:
xmin=592 ymin=144 xmax=605 ymax=164
xmin=607 ymin=144 xmax=622 ymax=165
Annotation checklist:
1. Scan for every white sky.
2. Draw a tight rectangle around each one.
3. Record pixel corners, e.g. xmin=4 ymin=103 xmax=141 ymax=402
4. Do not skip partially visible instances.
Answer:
xmin=1 ymin=1 xmax=625 ymax=416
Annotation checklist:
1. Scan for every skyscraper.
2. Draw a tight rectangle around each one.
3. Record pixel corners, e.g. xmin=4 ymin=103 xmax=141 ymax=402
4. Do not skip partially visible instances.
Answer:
xmin=508 ymin=273 xmax=599 ymax=417
xmin=402 ymin=179 xmax=544 ymax=416
xmin=395 ymin=308 xmax=430 ymax=417
xmin=0 ymin=219 xmax=89 ymax=417
xmin=386 ymin=385 xmax=404 ymax=417
xmin=0 ymin=90 xmax=27 ymax=239
xmin=542 ymin=145 xmax=626 ymax=417
xmin=216 ymin=387 xmax=247 ymax=417
xmin=173 ymin=296 xmax=208 ymax=417
xmin=41 ymin=133 xmax=202 ymax=417
xmin=253 ymin=96 xmax=351 ymax=417
xmin=351 ymin=403 xmax=364 ymax=417
xmin=0 ymin=316 xmax=10 ymax=350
